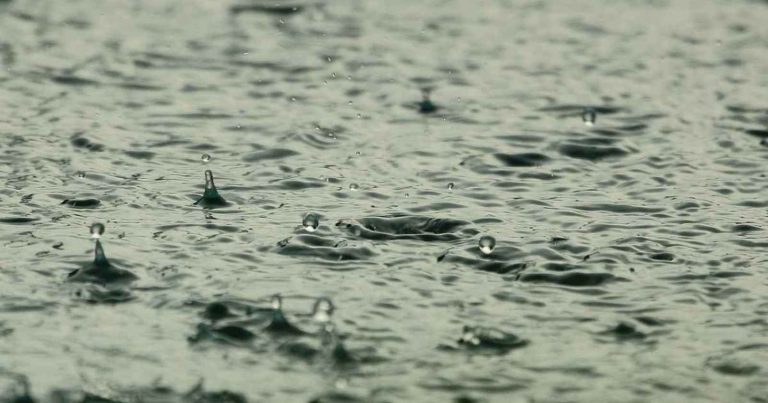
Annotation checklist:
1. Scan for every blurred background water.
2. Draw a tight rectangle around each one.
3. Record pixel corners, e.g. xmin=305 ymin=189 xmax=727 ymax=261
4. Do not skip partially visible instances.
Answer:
xmin=1 ymin=0 xmax=768 ymax=402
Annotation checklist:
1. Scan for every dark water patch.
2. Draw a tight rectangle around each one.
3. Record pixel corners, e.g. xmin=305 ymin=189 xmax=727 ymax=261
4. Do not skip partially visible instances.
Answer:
xmin=70 ymin=134 xmax=104 ymax=152
xmin=0 ymin=216 xmax=39 ymax=224
xmin=51 ymin=75 xmax=100 ymax=86
xmin=188 ymin=323 xmax=256 ymax=346
xmin=744 ymin=128 xmax=768 ymax=138
xmin=123 ymin=150 xmax=155 ymax=160
xmin=520 ymin=272 xmax=625 ymax=287
xmin=242 ymin=148 xmax=299 ymax=162
xmin=60 ymin=199 xmax=101 ymax=208
xmin=494 ymin=152 xmax=549 ymax=167
xmin=558 ymin=141 xmax=628 ymax=161
xmin=598 ymin=322 xmax=647 ymax=341
xmin=230 ymin=3 xmax=304 ymax=16
xmin=649 ymin=252 xmax=675 ymax=262
xmin=448 ymin=325 xmax=528 ymax=353
xmin=538 ymin=104 xmax=623 ymax=115
xmin=732 ymin=224 xmax=762 ymax=232
xmin=336 ymin=215 xmax=477 ymax=241
xmin=571 ymin=203 xmax=664 ymax=214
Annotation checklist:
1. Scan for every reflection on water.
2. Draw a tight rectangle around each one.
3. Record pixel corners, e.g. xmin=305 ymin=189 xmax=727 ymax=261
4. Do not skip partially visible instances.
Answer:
xmin=1 ymin=0 xmax=768 ymax=401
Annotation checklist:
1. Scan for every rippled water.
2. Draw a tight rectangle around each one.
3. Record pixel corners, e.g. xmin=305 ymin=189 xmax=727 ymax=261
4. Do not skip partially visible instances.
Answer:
xmin=2 ymin=0 xmax=768 ymax=401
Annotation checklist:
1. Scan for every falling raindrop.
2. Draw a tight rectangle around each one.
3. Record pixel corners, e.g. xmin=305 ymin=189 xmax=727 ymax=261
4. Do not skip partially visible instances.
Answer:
xmin=349 ymin=183 xmax=359 ymax=191
xmin=447 ymin=182 xmax=455 ymax=190
xmin=302 ymin=213 xmax=320 ymax=232
xmin=478 ymin=235 xmax=496 ymax=255
xmin=582 ymin=107 xmax=596 ymax=126
xmin=312 ymin=298 xmax=334 ymax=324
xmin=201 ymin=153 xmax=211 ymax=163
xmin=90 ymin=223 xmax=105 ymax=239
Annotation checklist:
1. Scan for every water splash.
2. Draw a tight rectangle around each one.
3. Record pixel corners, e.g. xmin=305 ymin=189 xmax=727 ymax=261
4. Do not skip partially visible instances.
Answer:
xmin=302 ymin=213 xmax=320 ymax=232
xmin=478 ymin=235 xmax=496 ymax=255
xmin=194 ymin=170 xmax=228 ymax=208
xmin=582 ymin=107 xmax=597 ymax=126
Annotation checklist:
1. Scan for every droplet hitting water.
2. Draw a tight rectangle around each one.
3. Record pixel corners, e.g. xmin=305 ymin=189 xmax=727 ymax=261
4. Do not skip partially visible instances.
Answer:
xmin=302 ymin=213 xmax=320 ymax=232
xmin=582 ymin=107 xmax=596 ymax=126
xmin=90 ymin=223 xmax=105 ymax=239
xmin=478 ymin=235 xmax=496 ymax=255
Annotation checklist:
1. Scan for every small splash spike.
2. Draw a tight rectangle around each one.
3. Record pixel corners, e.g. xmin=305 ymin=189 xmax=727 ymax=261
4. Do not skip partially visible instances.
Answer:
xmin=313 ymin=297 xmax=354 ymax=365
xmin=194 ymin=170 xmax=228 ymax=208
xmin=67 ymin=223 xmax=138 ymax=286
xmin=418 ymin=88 xmax=438 ymax=114
xmin=582 ymin=107 xmax=597 ymax=126
xmin=263 ymin=295 xmax=306 ymax=335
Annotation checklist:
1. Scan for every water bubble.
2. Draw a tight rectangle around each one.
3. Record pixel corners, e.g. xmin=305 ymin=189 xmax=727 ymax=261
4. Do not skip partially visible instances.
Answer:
xmin=478 ymin=235 xmax=496 ymax=255
xmin=582 ymin=107 xmax=596 ymax=126
xmin=90 ymin=223 xmax=105 ymax=239
xmin=312 ymin=297 xmax=334 ymax=323
xmin=447 ymin=182 xmax=455 ymax=190
xmin=349 ymin=183 xmax=359 ymax=191
xmin=201 ymin=153 xmax=211 ymax=163
xmin=302 ymin=213 xmax=320 ymax=232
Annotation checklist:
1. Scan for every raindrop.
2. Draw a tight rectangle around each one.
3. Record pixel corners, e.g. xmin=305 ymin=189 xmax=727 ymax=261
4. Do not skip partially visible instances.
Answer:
xmin=356 ymin=113 xmax=362 ymax=119
xmin=77 ymin=172 xmax=86 ymax=178
xmin=349 ymin=183 xmax=359 ymax=191
xmin=90 ymin=223 xmax=105 ymax=239
xmin=447 ymin=182 xmax=455 ymax=190
xmin=478 ymin=235 xmax=496 ymax=255
xmin=302 ymin=213 xmax=320 ymax=232
xmin=761 ymin=138 xmax=768 ymax=147
xmin=201 ymin=153 xmax=211 ymax=163
xmin=582 ymin=107 xmax=596 ymax=126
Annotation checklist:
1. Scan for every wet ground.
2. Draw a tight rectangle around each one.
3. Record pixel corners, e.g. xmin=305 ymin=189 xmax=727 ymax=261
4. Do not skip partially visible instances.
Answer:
xmin=1 ymin=0 xmax=768 ymax=402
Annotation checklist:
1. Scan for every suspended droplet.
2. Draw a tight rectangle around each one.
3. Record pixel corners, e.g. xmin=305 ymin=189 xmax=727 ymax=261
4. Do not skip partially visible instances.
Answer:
xmin=356 ymin=113 xmax=362 ymax=119
xmin=349 ymin=183 xmax=359 ymax=191
xmin=271 ymin=294 xmax=283 ymax=310
xmin=478 ymin=235 xmax=496 ymax=255
xmin=582 ymin=107 xmax=596 ymax=126
xmin=447 ymin=182 xmax=455 ymax=190
xmin=201 ymin=153 xmax=211 ymax=163
xmin=302 ymin=213 xmax=320 ymax=232
xmin=312 ymin=297 xmax=334 ymax=323
xmin=204 ymin=170 xmax=215 ymax=191
xmin=90 ymin=223 xmax=105 ymax=239
xmin=77 ymin=172 xmax=86 ymax=178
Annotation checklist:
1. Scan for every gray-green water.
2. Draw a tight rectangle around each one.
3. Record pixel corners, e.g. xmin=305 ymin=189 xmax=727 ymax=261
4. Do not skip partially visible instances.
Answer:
xmin=2 ymin=0 xmax=768 ymax=402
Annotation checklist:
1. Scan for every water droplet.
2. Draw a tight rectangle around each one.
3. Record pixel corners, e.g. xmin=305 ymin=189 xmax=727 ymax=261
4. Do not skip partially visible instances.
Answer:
xmin=582 ymin=107 xmax=596 ymax=126
xmin=271 ymin=294 xmax=283 ymax=310
xmin=349 ymin=183 xmax=359 ymax=191
xmin=77 ymin=172 xmax=86 ymax=178
xmin=356 ymin=113 xmax=362 ymax=119
xmin=478 ymin=235 xmax=496 ymax=255
xmin=290 ymin=97 xmax=296 ymax=102
xmin=447 ymin=182 xmax=455 ymax=190
xmin=456 ymin=97 xmax=462 ymax=103
xmin=302 ymin=213 xmax=320 ymax=232
xmin=312 ymin=297 xmax=334 ymax=323
xmin=90 ymin=223 xmax=105 ymax=239
xmin=326 ymin=56 xmax=332 ymax=62
xmin=761 ymin=138 xmax=768 ymax=147
xmin=201 ymin=153 xmax=211 ymax=163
